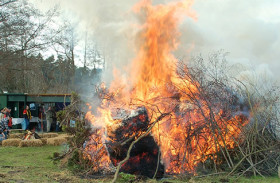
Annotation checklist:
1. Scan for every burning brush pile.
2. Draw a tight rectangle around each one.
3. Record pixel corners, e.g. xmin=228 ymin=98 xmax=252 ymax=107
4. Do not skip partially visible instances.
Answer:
xmin=78 ymin=0 xmax=280 ymax=181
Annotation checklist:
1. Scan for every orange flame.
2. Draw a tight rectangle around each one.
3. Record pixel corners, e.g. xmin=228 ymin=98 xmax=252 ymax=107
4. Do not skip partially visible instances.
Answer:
xmin=85 ymin=0 xmax=248 ymax=175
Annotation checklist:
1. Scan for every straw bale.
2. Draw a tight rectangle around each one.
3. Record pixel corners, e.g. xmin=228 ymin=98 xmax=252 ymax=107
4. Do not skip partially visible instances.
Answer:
xmin=64 ymin=136 xmax=72 ymax=141
xmin=42 ymin=133 xmax=59 ymax=138
xmin=9 ymin=133 xmax=25 ymax=139
xmin=19 ymin=139 xmax=43 ymax=147
xmin=2 ymin=139 xmax=21 ymax=147
xmin=40 ymin=138 xmax=48 ymax=145
xmin=47 ymin=137 xmax=67 ymax=146
xmin=58 ymin=134 xmax=72 ymax=141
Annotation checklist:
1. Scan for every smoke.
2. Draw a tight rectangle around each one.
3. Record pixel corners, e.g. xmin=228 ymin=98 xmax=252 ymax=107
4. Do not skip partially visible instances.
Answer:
xmin=30 ymin=0 xmax=280 ymax=85
xmin=177 ymin=0 xmax=280 ymax=84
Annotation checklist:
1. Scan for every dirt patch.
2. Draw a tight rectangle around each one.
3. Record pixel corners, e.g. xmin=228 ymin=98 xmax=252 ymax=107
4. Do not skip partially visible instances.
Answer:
xmin=8 ymin=170 xmax=22 ymax=174
xmin=50 ymin=172 xmax=78 ymax=183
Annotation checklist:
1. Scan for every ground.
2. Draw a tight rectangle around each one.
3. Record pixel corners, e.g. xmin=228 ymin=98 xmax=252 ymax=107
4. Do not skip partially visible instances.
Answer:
xmin=0 ymin=145 xmax=279 ymax=183
xmin=0 ymin=146 xmax=103 ymax=183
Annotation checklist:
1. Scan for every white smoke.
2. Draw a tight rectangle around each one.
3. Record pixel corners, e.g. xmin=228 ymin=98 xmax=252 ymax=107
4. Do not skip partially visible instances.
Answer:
xmin=30 ymin=0 xmax=280 ymax=85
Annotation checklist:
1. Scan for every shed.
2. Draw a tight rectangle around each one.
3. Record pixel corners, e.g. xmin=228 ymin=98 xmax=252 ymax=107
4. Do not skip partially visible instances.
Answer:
xmin=0 ymin=93 xmax=71 ymax=118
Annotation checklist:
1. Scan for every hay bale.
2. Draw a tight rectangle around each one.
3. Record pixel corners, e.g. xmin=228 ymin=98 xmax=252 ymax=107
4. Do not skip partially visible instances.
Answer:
xmin=42 ymin=133 xmax=59 ymax=138
xmin=58 ymin=134 xmax=72 ymax=141
xmin=19 ymin=139 xmax=43 ymax=147
xmin=40 ymin=138 xmax=48 ymax=145
xmin=47 ymin=137 xmax=67 ymax=146
xmin=2 ymin=139 xmax=21 ymax=147
xmin=41 ymin=138 xmax=49 ymax=145
xmin=9 ymin=133 xmax=25 ymax=139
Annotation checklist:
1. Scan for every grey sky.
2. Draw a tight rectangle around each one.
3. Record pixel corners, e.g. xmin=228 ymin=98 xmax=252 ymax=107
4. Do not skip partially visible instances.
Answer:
xmin=30 ymin=0 xmax=280 ymax=83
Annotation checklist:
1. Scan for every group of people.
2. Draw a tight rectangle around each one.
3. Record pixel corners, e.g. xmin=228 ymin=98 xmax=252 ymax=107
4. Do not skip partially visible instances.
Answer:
xmin=0 ymin=107 xmax=12 ymax=141
xmin=0 ymin=105 xmax=58 ymax=141
xmin=25 ymin=105 xmax=58 ymax=132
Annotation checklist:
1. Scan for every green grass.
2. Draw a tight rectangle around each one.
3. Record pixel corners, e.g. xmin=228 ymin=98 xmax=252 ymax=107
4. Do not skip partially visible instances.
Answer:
xmin=0 ymin=146 xmax=279 ymax=182
xmin=0 ymin=146 xmax=100 ymax=183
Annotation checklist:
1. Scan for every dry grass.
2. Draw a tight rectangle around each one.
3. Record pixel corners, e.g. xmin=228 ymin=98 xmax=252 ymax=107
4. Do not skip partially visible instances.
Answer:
xmin=42 ymin=133 xmax=59 ymax=138
xmin=19 ymin=139 xmax=43 ymax=147
xmin=2 ymin=139 xmax=21 ymax=147
xmin=47 ymin=137 xmax=67 ymax=146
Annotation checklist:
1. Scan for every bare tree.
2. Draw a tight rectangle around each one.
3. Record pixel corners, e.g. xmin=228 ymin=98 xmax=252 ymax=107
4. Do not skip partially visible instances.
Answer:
xmin=0 ymin=0 xmax=60 ymax=93
xmin=0 ymin=0 xmax=17 ymax=7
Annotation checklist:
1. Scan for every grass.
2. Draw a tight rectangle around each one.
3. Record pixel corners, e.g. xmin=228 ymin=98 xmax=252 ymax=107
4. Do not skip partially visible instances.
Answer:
xmin=0 ymin=145 xmax=106 ymax=183
xmin=0 ymin=145 xmax=279 ymax=183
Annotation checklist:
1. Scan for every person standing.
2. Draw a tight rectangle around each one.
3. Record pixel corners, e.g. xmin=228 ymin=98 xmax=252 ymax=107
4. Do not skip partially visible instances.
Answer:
xmin=38 ymin=105 xmax=45 ymax=132
xmin=0 ymin=115 xmax=9 ymax=141
xmin=23 ymin=105 xmax=31 ymax=130
xmin=0 ymin=108 xmax=6 ymax=121
xmin=46 ymin=106 xmax=53 ymax=132
xmin=5 ymin=108 xmax=12 ymax=130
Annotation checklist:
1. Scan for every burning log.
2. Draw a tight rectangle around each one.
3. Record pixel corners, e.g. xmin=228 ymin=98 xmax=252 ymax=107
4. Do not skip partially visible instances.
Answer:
xmin=106 ymin=107 xmax=165 ymax=178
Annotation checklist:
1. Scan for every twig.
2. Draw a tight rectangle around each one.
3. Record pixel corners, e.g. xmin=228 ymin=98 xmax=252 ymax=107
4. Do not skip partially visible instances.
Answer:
xmin=227 ymin=146 xmax=275 ymax=176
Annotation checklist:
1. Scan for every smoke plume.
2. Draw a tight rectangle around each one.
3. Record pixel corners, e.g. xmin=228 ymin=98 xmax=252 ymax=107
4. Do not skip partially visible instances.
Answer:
xmin=30 ymin=0 xmax=280 ymax=85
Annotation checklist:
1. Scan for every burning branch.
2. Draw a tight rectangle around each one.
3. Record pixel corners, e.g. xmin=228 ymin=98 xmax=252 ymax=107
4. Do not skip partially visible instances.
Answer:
xmin=81 ymin=0 xmax=280 ymax=178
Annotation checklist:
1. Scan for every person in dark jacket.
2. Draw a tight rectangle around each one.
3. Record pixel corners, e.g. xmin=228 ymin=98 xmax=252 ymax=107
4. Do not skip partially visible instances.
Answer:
xmin=0 ymin=116 xmax=9 ymax=141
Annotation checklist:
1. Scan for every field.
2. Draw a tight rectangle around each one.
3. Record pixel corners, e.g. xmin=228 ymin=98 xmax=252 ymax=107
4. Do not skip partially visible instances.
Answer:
xmin=0 ymin=146 xmax=101 ymax=183
xmin=0 ymin=145 xmax=279 ymax=183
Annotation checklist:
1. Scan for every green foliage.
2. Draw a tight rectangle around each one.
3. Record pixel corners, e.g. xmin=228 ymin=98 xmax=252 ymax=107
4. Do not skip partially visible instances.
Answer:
xmin=118 ymin=172 xmax=136 ymax=183
xmin=67 ymin=149 xmax=81 ymax=170
xmin=56 ymin=92 xmax=93 ymax=174
xmin=56 ymin=110 xmax=66 ymax=124
xmin=66 ymin=120 xmax=91 ymax=148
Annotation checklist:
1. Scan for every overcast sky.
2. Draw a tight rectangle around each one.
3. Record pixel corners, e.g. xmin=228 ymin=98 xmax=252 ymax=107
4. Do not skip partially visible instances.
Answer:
xmin=30 ymin=0 xmax=280 ymax=84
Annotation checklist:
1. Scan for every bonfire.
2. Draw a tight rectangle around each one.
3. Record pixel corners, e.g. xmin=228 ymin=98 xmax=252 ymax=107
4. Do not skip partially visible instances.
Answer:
xmin=80 ymin=0 xmax=280 ymax=181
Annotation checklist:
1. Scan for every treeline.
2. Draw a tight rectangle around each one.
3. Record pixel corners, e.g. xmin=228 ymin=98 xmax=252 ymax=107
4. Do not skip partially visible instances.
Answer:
xmin=0 ymin=0 xmax=103 ymax=94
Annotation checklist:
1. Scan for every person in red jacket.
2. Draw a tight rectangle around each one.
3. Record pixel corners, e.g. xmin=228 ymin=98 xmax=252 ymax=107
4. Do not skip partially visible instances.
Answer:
xmin=23 ymin=105 xmax=31 ymax=130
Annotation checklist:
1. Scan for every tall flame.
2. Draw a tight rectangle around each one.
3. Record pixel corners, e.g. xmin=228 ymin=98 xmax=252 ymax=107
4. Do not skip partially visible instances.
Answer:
xmin=85 ymin=0 xmax=248 ymax=175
